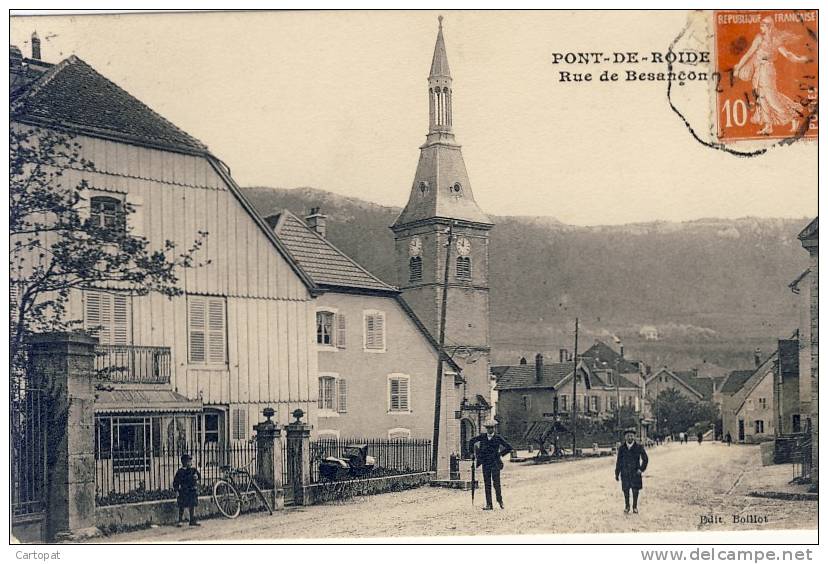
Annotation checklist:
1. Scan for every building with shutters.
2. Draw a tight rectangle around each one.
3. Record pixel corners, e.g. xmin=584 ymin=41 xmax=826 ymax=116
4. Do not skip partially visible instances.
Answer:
xmin=10 ymin=42 xmax=320 ymax=457
xmin=266 ymin=209 xmax=463 ymax=452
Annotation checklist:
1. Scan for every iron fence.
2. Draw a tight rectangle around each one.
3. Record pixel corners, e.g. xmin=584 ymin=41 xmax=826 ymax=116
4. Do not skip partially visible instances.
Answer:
xmin=95 ymin=440 xmax=257 ymax=506
xmin=10 ymin=385 xmax=47 ymax=517
xmin=309 ymin=438 xmax=431 ymax=483
xmin=94 ymin=344 xmax=171 ymax=384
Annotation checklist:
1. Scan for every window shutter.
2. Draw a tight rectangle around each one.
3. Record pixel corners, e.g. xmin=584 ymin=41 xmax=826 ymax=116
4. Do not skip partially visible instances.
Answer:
xmin=337 ymin=378 xmax=348 ymax=413
xmin=375 ymin=313 xmax=385 ymax=349
xmin=189 ymin=298 xmax=206 ymax=363
xmin=112 ymin=294 xmax=130 ymax=345
xmin=398 ymin=378 xmax=409 ymax=411
xmin=127 ymin=194 xmax=144 ymax=237
xmin=365 ymin=315 xmax=375 ymax=349
xmin=85 ymin=291 xmax=113 ymax=345
xmin=231 ymin=408 xmax=248 ymax=440
xmin=389 ymin=379 xmax=399 ymax=411
xmin=10 ymin=284 xmax=19 ymax=307
xmin=336 ymin=314 xmax=346 ymax=349
xmin=207 ymin=298 xmax=226 ymax=364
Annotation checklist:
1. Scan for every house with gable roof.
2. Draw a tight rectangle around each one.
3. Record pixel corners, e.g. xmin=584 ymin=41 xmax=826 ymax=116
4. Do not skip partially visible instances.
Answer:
xmin=494 ymin=354 xmax=641 ymax=448
xmin=11 ymin=42 xmax=320 ymax=463
xmin=266 ymin=208 xmax=464 ymax=471
xmin=720 ymin=352 xmax=777 ymax=443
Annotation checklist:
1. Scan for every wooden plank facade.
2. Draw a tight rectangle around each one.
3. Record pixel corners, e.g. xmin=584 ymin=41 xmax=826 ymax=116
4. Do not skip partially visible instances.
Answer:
xmin=51 ymin=132 xmax=319 ymax=431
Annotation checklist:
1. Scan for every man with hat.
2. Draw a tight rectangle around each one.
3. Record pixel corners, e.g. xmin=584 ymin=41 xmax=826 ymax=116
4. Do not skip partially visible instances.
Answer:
xmin=468 ymin=419 xmax=513 ymax=510
xmin=615 ymin=427 xmax=648 ymax=514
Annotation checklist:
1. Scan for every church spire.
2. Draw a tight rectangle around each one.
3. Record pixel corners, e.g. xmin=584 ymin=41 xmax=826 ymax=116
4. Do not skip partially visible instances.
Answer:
xmin=392 ymin=16 xmax=491 ymax=230
xmin=428 ymin=16 xmax=453 ymax=136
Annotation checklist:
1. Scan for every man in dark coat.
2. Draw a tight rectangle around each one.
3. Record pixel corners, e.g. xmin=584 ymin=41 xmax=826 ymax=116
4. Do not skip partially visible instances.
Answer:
xmin=468 ymin=419 xmax=513 ymax=510
xmin=615 ymin=428 xmax=648 ymax=514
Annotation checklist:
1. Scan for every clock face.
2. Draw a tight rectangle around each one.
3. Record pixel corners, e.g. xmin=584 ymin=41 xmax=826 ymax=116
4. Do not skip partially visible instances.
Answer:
xmin=408 ymin=237 xmax=422 ymax=257
xmin=456 ymin=237 xmax=471 ymax=256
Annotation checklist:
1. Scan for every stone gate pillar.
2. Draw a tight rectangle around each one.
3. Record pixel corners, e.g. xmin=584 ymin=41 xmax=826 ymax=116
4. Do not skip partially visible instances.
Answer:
xmin=253 ymin=407 xmax=284 ymax=511
xmin=27 ymin=332 xmax=100 ymax=542
xmin=285 ymin=409 xmax=312 ymax=506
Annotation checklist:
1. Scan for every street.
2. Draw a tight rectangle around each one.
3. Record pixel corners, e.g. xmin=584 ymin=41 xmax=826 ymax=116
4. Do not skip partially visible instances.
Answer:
xmin=95 ymin=442 xmax=816 ymax=542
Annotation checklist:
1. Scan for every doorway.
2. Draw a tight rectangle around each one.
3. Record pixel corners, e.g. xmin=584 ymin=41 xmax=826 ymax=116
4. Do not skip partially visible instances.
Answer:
xmin=460 ymin=419 xmax=475 ymax=459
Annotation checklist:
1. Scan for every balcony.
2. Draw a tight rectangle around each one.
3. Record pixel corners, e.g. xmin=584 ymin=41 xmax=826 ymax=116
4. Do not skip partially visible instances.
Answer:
xmin=94 ymin=345 xmax=171 ymax=385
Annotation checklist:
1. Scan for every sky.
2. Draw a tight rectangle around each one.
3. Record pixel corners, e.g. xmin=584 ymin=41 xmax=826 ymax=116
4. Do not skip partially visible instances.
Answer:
xmin=10 ymin=10 xmax=818 ymax=225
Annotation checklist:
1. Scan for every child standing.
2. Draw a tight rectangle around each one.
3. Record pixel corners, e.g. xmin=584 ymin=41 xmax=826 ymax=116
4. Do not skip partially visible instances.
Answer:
xmin=173 ymin=453 xmax=201 ymax=526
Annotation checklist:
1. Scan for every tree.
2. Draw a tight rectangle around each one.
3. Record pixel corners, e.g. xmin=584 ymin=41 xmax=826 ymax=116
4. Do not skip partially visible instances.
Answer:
xmin=9 ymin=125 xmax=208 ymax=376
xmin=655 ymin=388 xmax=719 ymax=437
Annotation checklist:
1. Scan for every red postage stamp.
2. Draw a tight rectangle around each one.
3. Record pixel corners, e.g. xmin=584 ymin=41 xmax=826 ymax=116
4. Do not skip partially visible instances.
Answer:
xmin=714 ymin=10 xmax=818 ymax=142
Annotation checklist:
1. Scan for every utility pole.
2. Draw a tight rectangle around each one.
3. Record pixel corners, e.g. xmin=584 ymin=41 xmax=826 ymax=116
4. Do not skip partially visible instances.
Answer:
xmin=570 ymin=317 xmax=579 ymax=457
xmin=615 ymin=356 xmax=621 ymax=432
xmin=431 ymin=222 xmax=455 ymax=473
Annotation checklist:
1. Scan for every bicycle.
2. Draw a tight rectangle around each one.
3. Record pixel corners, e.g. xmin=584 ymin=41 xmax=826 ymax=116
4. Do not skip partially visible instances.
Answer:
xmin=212 ymin=459 xmax=273 ymax=518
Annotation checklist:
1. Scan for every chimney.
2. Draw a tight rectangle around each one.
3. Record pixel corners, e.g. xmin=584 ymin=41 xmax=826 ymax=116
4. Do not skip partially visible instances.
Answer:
xmin=559 ymin=348 xmax=569 ymax=363
xmin=10 ymin=45 xmax=23 ymax=78
xmin=535 ymin=353 xmax=544 ymax=383
xmin=305 ymin=207 xmax=327 ymax=238
xmin=31 ymin=31 xmax=41 ymax=60
xmin=519 ymin=356 xmax=527 ymax=365
xmin=754 ymin=348 xmax=762 ymax=368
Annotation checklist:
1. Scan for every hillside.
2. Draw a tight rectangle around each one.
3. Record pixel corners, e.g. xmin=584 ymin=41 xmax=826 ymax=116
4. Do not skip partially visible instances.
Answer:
xmin=243 ymin=186 xmax=811 ymax=372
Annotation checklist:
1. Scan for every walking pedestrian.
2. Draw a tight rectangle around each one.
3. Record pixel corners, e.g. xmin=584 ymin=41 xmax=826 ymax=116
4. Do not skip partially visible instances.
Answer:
xmin=726 ymin=432 xmax=732 ymax=446
xmin=173 ymin=453 xmax=201 ymax=526
xmin=678 ymin=431 xmax=685 ymax=444
xmin=615 ymin=428 xmax=648 ymax=514
xmin=697 ymin=431 xmax=703 ymax=444
xmin=468 ymin=419 xmax=513 ymax=511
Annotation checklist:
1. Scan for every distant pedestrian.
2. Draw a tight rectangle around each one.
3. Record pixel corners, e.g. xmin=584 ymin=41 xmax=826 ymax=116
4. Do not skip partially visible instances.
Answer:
xmin=616 ymin=428 xmax=648 ymax=514
xmin=469 ymin=419 xmax=513 ymax=511
xmin=679 ymin=432 xmax=685 ymax=444
xmin=697 ymin=431 xmax=703 ymax=444
xmin=726 ymin=432 xmax=732 ymax=446
xmin=173 ymin=453 xmax=201 ymax=526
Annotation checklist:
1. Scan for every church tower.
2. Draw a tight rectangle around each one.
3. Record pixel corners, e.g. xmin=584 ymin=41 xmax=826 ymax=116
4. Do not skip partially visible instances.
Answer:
xmin=391 ymin=17 xmax=494 ymax=442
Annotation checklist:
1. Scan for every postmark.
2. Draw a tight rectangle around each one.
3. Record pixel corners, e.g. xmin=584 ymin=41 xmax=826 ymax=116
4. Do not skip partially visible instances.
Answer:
xmin=713 ymin=10 xmax=818 ymax=143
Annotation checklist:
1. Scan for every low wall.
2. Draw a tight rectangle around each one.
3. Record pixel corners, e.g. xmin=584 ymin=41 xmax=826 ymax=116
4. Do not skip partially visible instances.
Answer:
xmin=95 ymin=490 xmax=273 ymax=534
xmin=304 ymin=472 xmax=432 ymax=505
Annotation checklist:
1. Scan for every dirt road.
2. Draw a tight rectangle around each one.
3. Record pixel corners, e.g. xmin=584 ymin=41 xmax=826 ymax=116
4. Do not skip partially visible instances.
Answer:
xmin=95 ymin=442 xmax=816 ymax=542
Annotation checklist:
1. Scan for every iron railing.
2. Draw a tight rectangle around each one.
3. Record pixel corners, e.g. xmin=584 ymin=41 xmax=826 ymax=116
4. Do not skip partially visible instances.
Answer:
xmin=309 ymin=438 xmax=431 ymax=483
xmin=95 ymin=440 xmax=257 ymax=506
xmin=10 ymin=386 xmax=47 ymax=517
xmin=94 ymin=344 xmax=171 ymax=384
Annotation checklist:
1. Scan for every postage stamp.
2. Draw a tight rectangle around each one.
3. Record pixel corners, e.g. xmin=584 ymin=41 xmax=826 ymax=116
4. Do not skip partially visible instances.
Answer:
xmin=713 ymin=10 xmax=818 ymax=143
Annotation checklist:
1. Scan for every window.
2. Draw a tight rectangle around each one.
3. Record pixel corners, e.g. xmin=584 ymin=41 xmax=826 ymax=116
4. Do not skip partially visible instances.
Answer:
xmin=388 ymin=428 xmax=411 ymax=440
xmin=318 ymin=376 xmax=336 ymax=411
xmin=754 ymin=420 xmax=765 ymax=434
xmin=553 ymin=396 xmax=559 ymax=412
xmin=90 ymin=195 xmax=125 ymax=231
xmin=409 ymin=256 xmax=423 ymax=282
xmin=197 ymin=410 xmax=222 ymax=444
xmin=583 ymin=396 xmax=589 ymax=412
xmin=317 ymin=311 xmax=334 ymax=346
xmin=188 ymin=296 xmax=226 ymax=364
xmin=793 ymin=414 xmax=801 ymax=433
xmin=609 ymin=397 xmax=617 ymax=411
xmin=85 ymin=290 xmax=131 ymax=345
xmin=522 ymin=395 xmax=531 ymax=410
xmin=231 ymin=408 xmax=248 ymax=441
xmin=591 ymin=396 xmax=599 ymax=412
xmin=388 ymin=374 xmax=410 ymax=412
xmin=316 ymin=311 xmax=346 ymax=349
xmin=758 ymin=397 xmax=768 ymax=409
xmin=560 ymin=395 xmax=568 ymax=411
xmin=456 ymin=256 xmax=472 ymax=280
xmin=364 ymin=310 xmax=386 ymax=352
xmin=318 ymin=375 xmax=347 ymax=414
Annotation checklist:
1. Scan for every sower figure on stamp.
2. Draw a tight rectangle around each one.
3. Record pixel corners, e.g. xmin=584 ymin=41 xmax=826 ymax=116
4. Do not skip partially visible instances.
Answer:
xmin=468 ymin=419 xmax=513 ymax=511
xmin=615 ymin=428 xmax=648 ymax=514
